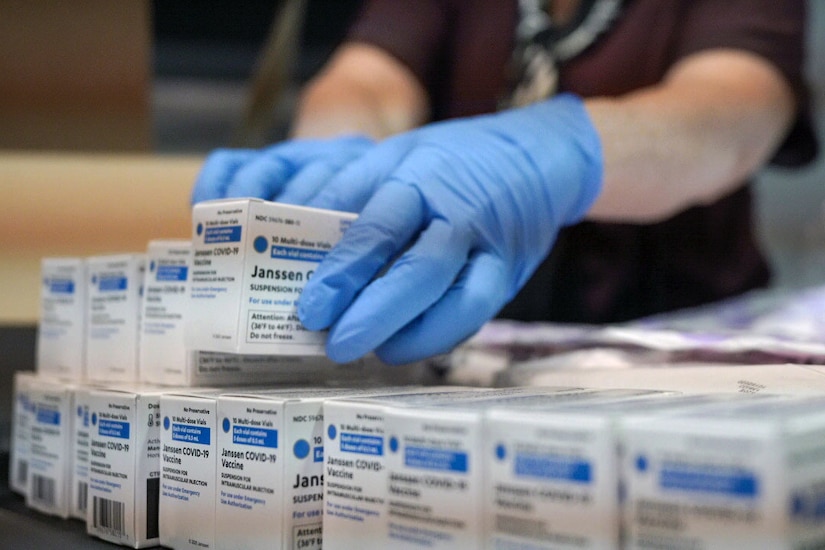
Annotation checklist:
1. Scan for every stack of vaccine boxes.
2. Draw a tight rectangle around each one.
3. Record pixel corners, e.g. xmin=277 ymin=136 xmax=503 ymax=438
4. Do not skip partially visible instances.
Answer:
xmin=82 ymin=199 xmax=385 ymax=548
xmin=321 ymin=387 xmax=659 ymax=549
xmin=10 ymin=198 xmax=410 ymax=547
xmin=10 ymin=255 xmax=91 ymax=519
xmin=159 ymin=386 xmax=475 ymax=550
xmin=10 ymin=250 xmax=150 ymax=521
xmin=322 ymin=387 xmax=510 ymax=550
xmin=379 ymin=388 xmax=678 ymax=549
xmin=482 ymin=392 xmax=750 ymax=549
xmin=17 ymin=195 xmax=825 ymax=550
xmin=621 ymin=394 xmax=825 ymax=549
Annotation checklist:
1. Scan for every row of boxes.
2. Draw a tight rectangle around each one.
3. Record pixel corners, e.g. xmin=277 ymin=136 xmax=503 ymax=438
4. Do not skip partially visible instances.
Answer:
xmin=36 ymin=198 xmax=362 ymax=386
xmin=12 ymin=372 xmax=825 ymax=549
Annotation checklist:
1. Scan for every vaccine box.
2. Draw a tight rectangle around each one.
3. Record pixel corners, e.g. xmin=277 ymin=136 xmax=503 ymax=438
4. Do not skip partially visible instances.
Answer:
xmin=482 ymin=393 xmax=742 ymax=550
xmin=322 ymin=387 xmax=502 ymax=550
xmin=380 ymin=389 xmax=661 ymax=549
xmin=215 ymin=389 xmax=331 ymax=550
xmin=138 ymin=238 xmax=371 ymax=386
xmin=186 ymin=198 xmax=357 ymax=355
xmin=9 ymin=371 xmax=37 ymax=496
xmin=158 ymin=388 xmax=223 ymax=550
xmin=321 ymin=387 xmax=587 ymax=550
xmin=160 ymin=386 xmax=402 ymax=548
xmin=26 ymin=377 xmax=77 ymax=518
xmin=160 ymin=387 xmax=298 ymax=550
xmin=622 ymin=395 xmax=825 ymax=549
xmin=37 ymin=257 xmax=87 ymax=380
xmin=86 ymin=254 xmax=146 ymax=382
xmin=139 ymin=239 xmax=192 ymax=384
xmin=85 ymin=385 xmax=171 ymax=548
xmin=70 ymin=382 xmax=125 ymax=521
xmin=214 ymin=387 xmax=427 ymax=550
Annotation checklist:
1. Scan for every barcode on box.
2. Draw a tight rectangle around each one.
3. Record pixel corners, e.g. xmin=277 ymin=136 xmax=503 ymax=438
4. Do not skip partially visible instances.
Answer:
xmin=31 ymin=474 xmax=56 ymax=507
xmin=93 ymin=496 xmax=125 ymax=537
xmin=147 ymin=477 xmax=160 ymax=540
xmin=77 ymin=481 xmax=88 ymax=514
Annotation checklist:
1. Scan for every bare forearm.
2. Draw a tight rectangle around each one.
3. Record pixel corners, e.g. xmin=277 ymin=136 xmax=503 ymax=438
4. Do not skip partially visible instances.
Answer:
xmin=584 ymin=50 xmax=796 ymax=223
xmin=290 ymin=43 xmax=429 ymax=139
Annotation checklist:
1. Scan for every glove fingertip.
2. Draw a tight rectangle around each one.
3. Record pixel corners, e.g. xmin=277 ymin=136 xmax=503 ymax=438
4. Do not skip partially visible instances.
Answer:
xmin=325 ymin=324 xmax=372 ymax=364
xmin=297 ymin=281 xmax=343 ymax=331
xmin=297 ymin=299 xmax=328 ymax=332
xmin=325 ymin=341 xmax=365 ymax=364
xmin=374 ymin=343 xmax=419 ymax=366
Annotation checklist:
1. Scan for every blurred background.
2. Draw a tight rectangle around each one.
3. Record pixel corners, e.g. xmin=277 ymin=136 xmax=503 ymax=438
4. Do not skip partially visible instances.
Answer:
xmin=0 ymin=0 xmax=823 ymax=369
xmin=152 ymin=0 xmax=363 ymax=151
xmin=151 ymin=0 xmax=825 ymax=293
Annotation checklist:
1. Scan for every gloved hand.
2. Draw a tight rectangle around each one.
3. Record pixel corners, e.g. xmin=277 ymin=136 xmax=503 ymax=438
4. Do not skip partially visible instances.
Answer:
xmin=191 ymin=135 xmax=374 ymax=206
xmin=297 ymin=93 xmax=603 ymax=364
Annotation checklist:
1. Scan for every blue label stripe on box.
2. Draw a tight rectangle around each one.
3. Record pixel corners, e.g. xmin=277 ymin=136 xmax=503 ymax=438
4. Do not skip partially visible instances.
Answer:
xmin=659 ymin=465 xmax=758 ymax=498
xmin=156 ymin=265 xmax=189 ymax=282
xmin=98 ymin=276 xmax=128 ymax=292
xmin=204 ymin=225 xmax=242 ymax=243
xmin=232 ymin=426 xmax=278 ymax=448
xmin=36 ymin=408 xmax=61 ymax=426
xmin=172 ymin=423 xmax=211 ymax=445
xmin=340 ymin=433 xmax=383 ymax=456
xmin=270 ymin=246 xmax=328 ymax=263
xmin=514 ymin=453 xmax=592 ymax=484
xmin=99 ymin=420 xmax=130 ymax=439
xmin=48 ymin=279 xmax=75 ymax=294
xmin=404 ymin=446 xmax=468 ymax=473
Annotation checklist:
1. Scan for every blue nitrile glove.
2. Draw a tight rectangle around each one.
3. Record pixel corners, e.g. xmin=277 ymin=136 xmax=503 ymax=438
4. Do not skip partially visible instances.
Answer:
xmin=191 ymin=135 xmax=374 ymax=205
xmin=297 ymin=93 xmax=603 ymax=364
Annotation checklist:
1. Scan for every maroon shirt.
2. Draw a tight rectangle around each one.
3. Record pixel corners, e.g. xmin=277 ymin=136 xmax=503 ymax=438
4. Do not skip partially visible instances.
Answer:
xmin=348 ymin=0 xmax=813 ymax=323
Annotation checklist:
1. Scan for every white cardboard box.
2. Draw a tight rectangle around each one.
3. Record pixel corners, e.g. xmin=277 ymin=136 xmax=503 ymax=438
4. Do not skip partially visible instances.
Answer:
xmin=36 ymin=257 xmax=87 ymax=380
xmin=216 ymin=390 xmax=326 ymax=550
xmin=70 ymin=381 xmax=115 ymax=521
xmin=380 ymin=389 xmax=658 ymax=549
xmin=322 ymin=387 xmax=608 ymax=550
xmin=9 ymin=370 xmax=37 ymax=496
xmin=622 ymin=395 xmax=825 ymax=549
xmin=86 ymin=254 xmax=146 ymax=382
xmin=26 ymin=377 xmax=77 ymax=518
xmin=139 ymin=239 xmax=192 ymax=384
xmin=482 ymin=393 xmax=741 ymax=549
xmin=86 ymin=385 xmax=167 ymax=548
xmin=214 ymin=387 xmax=424 ymax=550
xmin=186 ymin=198 xmax=357 ymax=355
xmin=322 ymin=388 xmax=495 ymax=550
xmin=138 ymin=238 xmax=374 ymax=386
xmin=160 ymin=387 xmax=305 ymax=550
xmin=158 ymin=388 xmax=224 ymax=550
